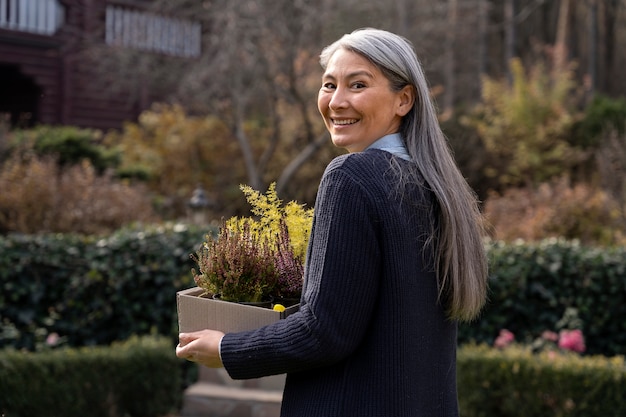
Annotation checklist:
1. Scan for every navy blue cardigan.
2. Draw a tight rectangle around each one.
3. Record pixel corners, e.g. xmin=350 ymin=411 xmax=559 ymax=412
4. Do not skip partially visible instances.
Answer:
xmin=221 ymin=150 xmax=459 ymax=417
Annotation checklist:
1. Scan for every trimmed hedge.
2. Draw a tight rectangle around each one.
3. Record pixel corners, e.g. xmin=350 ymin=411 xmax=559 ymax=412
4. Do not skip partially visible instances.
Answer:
xmin=1 ymin=228 xmax=625 ymax=357
xmin=457 ymin=344 xmax=626 ymax=417
xmin=459 ymin=239 xmax=626 ymax=356
xmin=0 ymin=223 xmax=210 ymax=350
xmin=0 ymin=336 xmax=181 ymax=417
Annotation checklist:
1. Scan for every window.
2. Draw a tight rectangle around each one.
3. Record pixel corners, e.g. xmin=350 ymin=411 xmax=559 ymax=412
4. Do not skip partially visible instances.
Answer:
xmin=105 ymin=6 xmax=201 ymax=58
xmin=0 ymin=0 xmax=64 ymax=35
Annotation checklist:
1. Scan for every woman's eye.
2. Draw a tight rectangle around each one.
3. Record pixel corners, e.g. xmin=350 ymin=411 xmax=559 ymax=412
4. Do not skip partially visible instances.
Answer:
xmin=322 ymin=82 xmax=336 ymax=89
xmin=352 ymin=82 xmax=366 ymax=89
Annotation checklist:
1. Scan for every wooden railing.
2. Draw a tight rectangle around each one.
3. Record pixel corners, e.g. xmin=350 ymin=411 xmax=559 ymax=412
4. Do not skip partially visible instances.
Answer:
xmin=0 ymin=0 xmax=64 ymax=35
xmin=105 ymin=6 xmax=201 ymax=58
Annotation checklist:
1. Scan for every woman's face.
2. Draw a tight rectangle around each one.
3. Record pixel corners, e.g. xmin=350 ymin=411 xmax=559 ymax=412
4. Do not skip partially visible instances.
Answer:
xmin=318 ymin=49 xmax=414 ymax=153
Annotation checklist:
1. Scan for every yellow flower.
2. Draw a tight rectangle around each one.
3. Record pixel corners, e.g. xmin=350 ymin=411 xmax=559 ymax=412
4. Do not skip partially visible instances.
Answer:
xmin=273 ymin=304 xmax=286 ymax=312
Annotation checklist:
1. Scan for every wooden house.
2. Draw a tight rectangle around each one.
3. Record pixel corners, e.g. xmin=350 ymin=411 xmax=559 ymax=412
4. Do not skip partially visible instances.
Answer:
xmin=0 ymin=0 xmax=201 ymax=130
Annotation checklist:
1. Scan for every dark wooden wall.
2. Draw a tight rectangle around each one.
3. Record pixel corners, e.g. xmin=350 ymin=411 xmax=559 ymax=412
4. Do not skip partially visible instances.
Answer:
xmin=0 ymin=0 xmax=145 ymax=130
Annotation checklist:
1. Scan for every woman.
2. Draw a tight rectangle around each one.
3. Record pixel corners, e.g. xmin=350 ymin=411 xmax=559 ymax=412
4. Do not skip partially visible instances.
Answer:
xmin=177 ymin=28 xmax=488 ymax=417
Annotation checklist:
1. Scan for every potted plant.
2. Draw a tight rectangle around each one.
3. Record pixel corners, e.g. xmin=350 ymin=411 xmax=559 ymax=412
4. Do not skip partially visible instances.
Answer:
xmin=177 ymin=183 xmax=313 ymax=333
xmin=191 ymin=220 xmax=278 ymax=305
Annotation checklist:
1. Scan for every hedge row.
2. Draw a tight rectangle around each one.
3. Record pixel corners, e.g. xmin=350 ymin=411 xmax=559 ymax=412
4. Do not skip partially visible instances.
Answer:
xmin=457 ymin=344 xmax=626 ymax=417
xmin=1 ymin=228 xmax=624 ymax=356
xmin=0 ymin=223 xmax=210 ymax=350
xmin=2 ymin=338 xmax=623 ymax=417
xmin=0 ymin=336 xmax=181 ymax=417
xmin=458 ymin=239 xmax=626 ymax=356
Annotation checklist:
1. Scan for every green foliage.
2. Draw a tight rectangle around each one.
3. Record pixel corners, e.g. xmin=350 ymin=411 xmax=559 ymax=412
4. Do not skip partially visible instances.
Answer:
xmin=464 ymin=58 xmax=582 ymax=188
xmin=2 ymin=226 xmax=623 ymax=360
xmin=0 ymin=223 xmax=208 ymax=350
xmin=7 ymin=125 xmax=119 ymax=173
xmin=457 ymin=344 xmax=626 ymax=417
xmin=0 ymin=336 xmax=181 ymax=417
xmin=572 ymin=95 xmax=626 ymax=148
xmin=459 ymin=239 xmax=626 ymax=357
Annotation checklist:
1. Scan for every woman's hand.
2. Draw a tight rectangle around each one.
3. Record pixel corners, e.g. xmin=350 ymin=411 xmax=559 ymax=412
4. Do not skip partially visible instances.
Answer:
xmin=176 ymin=329 xmax=225 ymax=368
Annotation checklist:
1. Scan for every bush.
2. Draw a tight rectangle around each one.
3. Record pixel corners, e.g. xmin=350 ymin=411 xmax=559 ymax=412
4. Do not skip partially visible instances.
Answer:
xmin=103 ymin=104 xmax=241 ymax=218
xmin=2 ymin=227 xmax=624 ymax=358
xmin=484 ymin=177 xmax=625 ymax=246
xmin=0 ymin=223 xmax=209 ymax=350
xmin=572 ymin=95 xmax=626 ymax=148
xmin=0 ymin=154 xmax=158 ymax=234
xmin=462 ymin=58 xmax=581 ymax=189
xmin=5 ymin=125 xmax=119 ymax=173
xmin=0 ymin=336 xmax=181 ymax=417
xmin=459 ymin=239 xmax=626 ymax=357
xmin=457 ymin=344 xmax=626 ymax=417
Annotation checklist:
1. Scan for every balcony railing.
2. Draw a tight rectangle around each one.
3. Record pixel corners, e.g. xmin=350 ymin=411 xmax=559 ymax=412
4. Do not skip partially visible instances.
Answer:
xmin=0 ymin=0 xmax=64 ymax=35
xmin=105 ymin=6 xmax=201 ymax=58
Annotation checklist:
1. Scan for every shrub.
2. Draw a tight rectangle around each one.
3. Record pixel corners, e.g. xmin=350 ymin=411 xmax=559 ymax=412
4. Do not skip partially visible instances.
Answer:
xmin=103 ymin=103 xmax=240 ymax=218
xmin=0 ymin=154 xmax=158 ymax=234
xmin=2 ymin=227 xmax=623 ymax=358
xmin=484 ymin=177 xmax=625 ymax=246
xmin=0 ymin=223 xmax=208 ymax=350
xmin=459 ymin=239 xmax=626 ymax=357
xmin=193 ymin=219 xmax=278 ymax=302
xmin=571 ymin=94 xmax=626 ymax=148
xmin=6 ymin=125 xmax=119 ymax=173
xmin=462 ymin=58 xmax=582 ymax=188
xmin=0 ymin=336 xmax=181 ymax=417
xmin=457 ymin=344 xmax=626 ymax=417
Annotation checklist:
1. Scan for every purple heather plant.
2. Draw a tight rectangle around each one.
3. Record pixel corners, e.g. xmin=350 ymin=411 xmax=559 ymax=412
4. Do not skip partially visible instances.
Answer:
xmin=274 ymin=219 xmax=304 ymax=300
xmin=191 ymin=183 xmax=310 ymax=306
xmin=192 ymin=220 xmax=278 ymax=303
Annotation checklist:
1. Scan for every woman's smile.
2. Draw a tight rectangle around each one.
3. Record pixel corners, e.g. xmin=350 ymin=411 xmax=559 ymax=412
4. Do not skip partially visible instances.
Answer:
xmin=317 ymin=49 xmax=414 ymax=153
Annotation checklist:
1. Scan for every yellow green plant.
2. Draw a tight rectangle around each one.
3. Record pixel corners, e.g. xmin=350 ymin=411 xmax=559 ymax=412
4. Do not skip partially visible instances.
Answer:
xmin=192 ymin=183 xmax=313 ymax=303
xmin=227 ymin=182 xmax=313 ymax=261
xmin=464 ymin=58 xmax=583 ymax=187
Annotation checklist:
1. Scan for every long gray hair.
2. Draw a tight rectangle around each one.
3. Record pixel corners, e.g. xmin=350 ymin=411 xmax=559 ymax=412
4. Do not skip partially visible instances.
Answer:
xmin=320 ymin=28 xmax=488 ymax=321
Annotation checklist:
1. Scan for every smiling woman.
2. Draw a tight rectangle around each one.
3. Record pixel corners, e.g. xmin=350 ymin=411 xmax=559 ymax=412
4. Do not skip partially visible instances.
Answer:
xmin=317 ymin=49 xmax=414 ymax=152
xmin=177 ymin=28 xmax=488 ymax=417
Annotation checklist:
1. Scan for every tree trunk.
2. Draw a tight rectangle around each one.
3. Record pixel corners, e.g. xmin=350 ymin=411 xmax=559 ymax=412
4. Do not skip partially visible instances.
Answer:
xmin=443 ymin=0 xmax=458 ymax=117
xmin=554 ymin=0 xmax=571 ymax=72
xmin=587 ymin=0 xmax=598 ymax=101
xmin=504 ymin=0 xmax=516 ymax=84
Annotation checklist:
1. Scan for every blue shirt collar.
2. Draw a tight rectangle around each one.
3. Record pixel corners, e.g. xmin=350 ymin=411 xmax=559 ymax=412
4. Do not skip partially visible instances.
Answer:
xmin=365 ymin=133 xmax=411 ymax=161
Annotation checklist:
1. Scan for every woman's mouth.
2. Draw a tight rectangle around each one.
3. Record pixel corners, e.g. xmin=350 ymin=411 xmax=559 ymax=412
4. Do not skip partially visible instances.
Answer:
xmin=332 ymin=119 xmax=358 ymax=126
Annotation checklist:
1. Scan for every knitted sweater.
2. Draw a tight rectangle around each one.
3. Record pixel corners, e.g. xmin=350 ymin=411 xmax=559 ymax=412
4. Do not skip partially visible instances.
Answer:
xmin=221 ymin=149 xmax=459 ymax=417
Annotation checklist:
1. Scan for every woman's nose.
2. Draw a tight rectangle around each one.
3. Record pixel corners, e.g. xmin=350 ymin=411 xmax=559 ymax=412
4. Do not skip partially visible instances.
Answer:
xmin=328 ymin=88 xmax=347 ymax=110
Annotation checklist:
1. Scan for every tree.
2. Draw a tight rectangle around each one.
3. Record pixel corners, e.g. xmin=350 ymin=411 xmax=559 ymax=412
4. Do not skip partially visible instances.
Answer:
xmin=83 ymin=0 xmax=335 ymax=203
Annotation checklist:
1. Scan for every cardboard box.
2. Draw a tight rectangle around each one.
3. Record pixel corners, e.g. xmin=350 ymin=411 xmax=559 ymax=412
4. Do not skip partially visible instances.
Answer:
xmin=177 ymin=287 xmax=300 ymax=333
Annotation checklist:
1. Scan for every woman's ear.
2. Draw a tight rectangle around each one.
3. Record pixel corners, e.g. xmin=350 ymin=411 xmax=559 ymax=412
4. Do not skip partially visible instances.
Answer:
xmin=396 ymin=85 xmax=415 ymax=117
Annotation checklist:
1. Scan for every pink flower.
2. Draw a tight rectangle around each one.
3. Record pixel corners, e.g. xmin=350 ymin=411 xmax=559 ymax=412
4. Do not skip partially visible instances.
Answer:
xmin=494 ymin=329 xmax=515 ymax=349
xmin=46 ymin=333 xmax=60 ymax=346
xmin=558 ymin=329 xmax=585 ymax=353
xmin=541 ymin=330 xmax=559 ymax=342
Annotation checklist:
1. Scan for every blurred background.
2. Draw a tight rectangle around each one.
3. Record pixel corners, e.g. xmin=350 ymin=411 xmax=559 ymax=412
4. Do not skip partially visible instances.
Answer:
xmin=1 ymin=0 xmax=624 ymax=245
